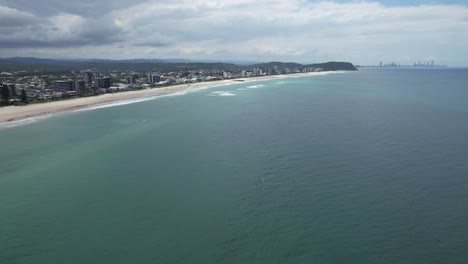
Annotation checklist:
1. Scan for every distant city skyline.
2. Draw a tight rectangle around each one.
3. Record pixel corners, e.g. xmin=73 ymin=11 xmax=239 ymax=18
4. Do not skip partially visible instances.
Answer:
xmin=0 ymin=0 xmax=467 ymax=66
xmin=373 ymin=60 xmax=449 ymax=68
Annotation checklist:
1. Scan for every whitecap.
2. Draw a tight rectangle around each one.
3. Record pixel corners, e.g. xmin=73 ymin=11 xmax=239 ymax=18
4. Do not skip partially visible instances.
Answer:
xmin=247 ymin=84 xmax=265 ymax=89
xmin=218 ymin=92 xmax=236 ymax=96
xmin=186 ymin=82 xmax=235 ymax=93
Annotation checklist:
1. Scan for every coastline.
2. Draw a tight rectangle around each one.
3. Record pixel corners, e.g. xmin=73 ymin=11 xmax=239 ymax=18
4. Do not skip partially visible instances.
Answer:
xmin=0 ymin=71 xmax=342 ymax=124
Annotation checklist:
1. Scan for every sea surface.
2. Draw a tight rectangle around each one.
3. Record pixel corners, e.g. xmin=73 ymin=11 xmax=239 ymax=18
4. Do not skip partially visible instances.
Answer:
xmin=1 ymin=68 xmax=468 ymax=264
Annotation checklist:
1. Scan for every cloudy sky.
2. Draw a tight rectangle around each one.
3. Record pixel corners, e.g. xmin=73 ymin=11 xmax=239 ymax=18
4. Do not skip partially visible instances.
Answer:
xmin=0 ymin=0 xmax=467 ymax=66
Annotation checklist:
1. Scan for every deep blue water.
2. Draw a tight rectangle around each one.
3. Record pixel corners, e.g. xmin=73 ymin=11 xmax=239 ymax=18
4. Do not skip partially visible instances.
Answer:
xmin=1 ymin=68 xmax=468 ymax=263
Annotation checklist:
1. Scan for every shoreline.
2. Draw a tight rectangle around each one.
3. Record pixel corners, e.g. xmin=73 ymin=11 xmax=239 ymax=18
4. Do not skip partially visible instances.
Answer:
xmin=0 ymin=71 xmax=343 ymax=124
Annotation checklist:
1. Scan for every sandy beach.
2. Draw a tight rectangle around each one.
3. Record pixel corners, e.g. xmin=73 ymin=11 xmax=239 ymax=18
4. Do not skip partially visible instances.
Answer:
xmin=0 ymin=72 xmax=336 ymax=124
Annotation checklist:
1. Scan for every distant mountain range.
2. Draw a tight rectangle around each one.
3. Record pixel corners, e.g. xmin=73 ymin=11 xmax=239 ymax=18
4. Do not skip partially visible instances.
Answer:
xmin=0 ymin=57 xmax=357 ymax=73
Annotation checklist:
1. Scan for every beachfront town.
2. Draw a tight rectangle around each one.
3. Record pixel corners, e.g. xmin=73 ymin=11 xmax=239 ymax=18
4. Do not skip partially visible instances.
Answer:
xmin=0 ymin=65 xmax=324 ymax=104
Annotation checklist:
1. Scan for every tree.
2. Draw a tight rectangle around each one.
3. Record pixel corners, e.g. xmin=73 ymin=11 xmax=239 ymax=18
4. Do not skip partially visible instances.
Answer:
xmin=20 ymin=89 xmax=28 ymax=104
xmin=1 ymin=84 xmax=10 ymax=105
xmin=45 ymin=77 xmax=52 ymax=87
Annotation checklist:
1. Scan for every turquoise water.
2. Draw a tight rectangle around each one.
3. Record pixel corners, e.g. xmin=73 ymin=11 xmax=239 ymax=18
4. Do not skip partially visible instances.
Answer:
xmin=1 ymin=69 xmax=468 ymax=263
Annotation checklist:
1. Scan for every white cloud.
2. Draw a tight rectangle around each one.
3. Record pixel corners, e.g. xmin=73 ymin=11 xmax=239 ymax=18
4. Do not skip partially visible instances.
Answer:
xmin=0 ymin=1 xmax=467 ymax=65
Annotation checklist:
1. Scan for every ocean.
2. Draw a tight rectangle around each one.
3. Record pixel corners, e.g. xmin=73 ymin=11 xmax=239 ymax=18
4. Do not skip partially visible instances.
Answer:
xmin=1 ymin=68 xmax=468 ymax=263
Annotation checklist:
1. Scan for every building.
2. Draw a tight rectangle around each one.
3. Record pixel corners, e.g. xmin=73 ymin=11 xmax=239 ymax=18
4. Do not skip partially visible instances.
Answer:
xmin=97 ymin=77 xmax=111 ymax=88
xmin=0 ymin=83 xmax=3 ymax=100
xmin=147 ymin=74 xmax=161 ymax=84
xmin=127 ymin=76 xmax=136 ymax=85
xmin=52 ymin=81 xmax=74 ymax=92
xmin=84 ymin=72 xmax=95 ymax=85
xmin=75 ymin=80 xmax=86 ymax=94
xmin=1 ymin=83 xmax=16 ymax=98
xmin=253 ymin=68 xmax=264 ymax=75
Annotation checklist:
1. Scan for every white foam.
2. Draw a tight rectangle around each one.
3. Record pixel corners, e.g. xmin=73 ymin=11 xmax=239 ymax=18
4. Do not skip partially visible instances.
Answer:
xmin=0 ymin=114 xmax=54 ymax=129
xmin=209 ymin=90 xmax=238 ymax=96
xmin=247 ymin=84 xmax=266 ymax=89
xmin=161 ymin=91 xmax=188 ymax=97
xmin=75 ymin=91 xmax=193 ymax=112
xmin=76 ymin=82 xmax=242 ymax=112
xmin=186 ymin=83 xmax=235 ymax=93
xmin=218 ymin=92 xmax=236 ymax=96
xmin=75 ymin=96 xmax=159 ymax=112
xmin=1 ymin=72 xmax=351 ymax=129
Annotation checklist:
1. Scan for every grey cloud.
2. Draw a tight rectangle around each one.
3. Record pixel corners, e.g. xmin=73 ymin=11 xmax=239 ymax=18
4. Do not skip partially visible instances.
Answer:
xmin=0 ymin=39 xmax=91 ymax=48
xmin=0 ymin=0 xmax=467 ymax=66
xmin=133 ymin=41 xmax=171 ymax=47
xmin=0 ymin=0 xmax=133 ymax=48
xmin=0 ymin=30 xmax=123 ymax=48
xmin=0 ymin=0 xmax=151 ymax=17
xmin=78 ymin=16 xmax=124 ymax=40
xmin=0 ymin=6 xmax=43 ymax=28
xmin=0 ymin=10 xmax=124 ymax=48
xmin=0 ymin=0 xmax=131 ymax=48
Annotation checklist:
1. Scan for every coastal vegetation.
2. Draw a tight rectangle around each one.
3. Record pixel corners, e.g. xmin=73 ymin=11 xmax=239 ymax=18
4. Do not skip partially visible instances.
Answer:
xmin=0 ymin=57 xmax=357 ymax=73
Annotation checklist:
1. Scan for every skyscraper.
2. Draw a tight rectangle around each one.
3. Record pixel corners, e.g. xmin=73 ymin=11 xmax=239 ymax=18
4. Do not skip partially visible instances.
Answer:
xmin=85 ymin=72 xmax=95 ymax=85
xmin=97 ymin=77 xmax=111 ymax=88
xmin=147 ymin=74 xmax=161 ymax=84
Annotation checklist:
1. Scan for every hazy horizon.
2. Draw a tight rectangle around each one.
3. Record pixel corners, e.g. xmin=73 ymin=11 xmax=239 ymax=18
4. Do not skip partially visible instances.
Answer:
xmin=0 ymin=56 xmax=465 ymax=68
xmin=0 ymin=0 xmax=467 ymax=66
